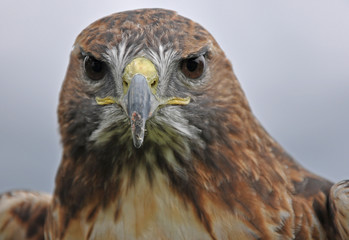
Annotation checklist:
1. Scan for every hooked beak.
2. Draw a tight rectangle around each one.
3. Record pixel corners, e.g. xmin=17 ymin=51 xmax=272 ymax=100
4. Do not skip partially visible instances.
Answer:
xmin=95 ymin=57 xmax=190 ymax=148
xmin=126 ymin=74 xmax=152 ymax=148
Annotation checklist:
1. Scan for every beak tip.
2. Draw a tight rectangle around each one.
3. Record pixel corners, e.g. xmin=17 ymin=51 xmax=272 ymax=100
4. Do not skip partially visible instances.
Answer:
xmin=130 ymin=111 xmax=146 ymax=149
xmin=133 ymin=139 xmax=143 ymax=149
xmin=132 ymin=130 xmax=144 ymax=148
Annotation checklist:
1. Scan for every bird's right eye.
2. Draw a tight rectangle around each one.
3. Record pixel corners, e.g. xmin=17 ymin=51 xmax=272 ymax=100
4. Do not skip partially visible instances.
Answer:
xmin=84 ymin=56 xmax=107 ymax=80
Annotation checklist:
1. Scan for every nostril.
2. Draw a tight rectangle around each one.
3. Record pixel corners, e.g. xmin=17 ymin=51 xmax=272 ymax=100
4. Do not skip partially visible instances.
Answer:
xmin=151 ymin=80 xmax=157 ymax=88
xmin=123 ymin=80 xmax=130 ymax=94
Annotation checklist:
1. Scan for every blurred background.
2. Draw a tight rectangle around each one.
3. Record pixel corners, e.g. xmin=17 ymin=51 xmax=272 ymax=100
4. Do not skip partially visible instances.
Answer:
xmin=0 ymin=0 xmax=348 ymax=193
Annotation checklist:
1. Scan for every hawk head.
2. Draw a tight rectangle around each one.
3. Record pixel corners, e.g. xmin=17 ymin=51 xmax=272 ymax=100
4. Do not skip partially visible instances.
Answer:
xmin=48 ymin=9 xmax=341 ymax=239
xmin=58 ymin=9 xmax=254 ymax=183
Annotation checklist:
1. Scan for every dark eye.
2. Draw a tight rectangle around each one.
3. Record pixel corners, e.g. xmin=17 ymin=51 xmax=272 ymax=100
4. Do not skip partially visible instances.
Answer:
xmin=180 ymin=55 xmax=206 ymax=79
xmin=84 ymin=56 xmax=107 ymax=80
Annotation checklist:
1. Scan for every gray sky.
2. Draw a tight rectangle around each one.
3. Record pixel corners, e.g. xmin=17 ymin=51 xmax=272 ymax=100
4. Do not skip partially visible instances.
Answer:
xmin=0 ymin=0 xmax=348 ymax=193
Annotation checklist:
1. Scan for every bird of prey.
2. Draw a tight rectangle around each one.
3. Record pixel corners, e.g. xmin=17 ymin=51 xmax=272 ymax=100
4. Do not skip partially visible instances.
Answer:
xmin=0 ymin=8 xmax=348 ymax=240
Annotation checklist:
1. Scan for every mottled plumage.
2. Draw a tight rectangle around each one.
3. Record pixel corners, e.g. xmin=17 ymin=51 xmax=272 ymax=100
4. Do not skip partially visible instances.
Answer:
xmin=0 ymin=8 xmax=348 ymax=240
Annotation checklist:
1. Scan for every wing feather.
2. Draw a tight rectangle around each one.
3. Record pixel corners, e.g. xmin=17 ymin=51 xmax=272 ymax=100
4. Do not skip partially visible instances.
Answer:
xmin=0 ymin=190 xmax=51 ymax=240
xmin=330 ymin=180 xmax=349 ymax=239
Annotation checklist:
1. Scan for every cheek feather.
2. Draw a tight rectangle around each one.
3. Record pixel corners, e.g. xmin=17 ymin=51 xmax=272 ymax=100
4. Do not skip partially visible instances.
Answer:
xmin=89 ymin=106 xmax=129 ymax=146
xmin=152 ymin=107 xmax=202 ymax=143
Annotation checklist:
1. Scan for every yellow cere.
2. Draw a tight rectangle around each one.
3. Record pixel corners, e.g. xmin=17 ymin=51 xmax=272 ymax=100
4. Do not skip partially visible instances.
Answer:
xmin=164 ymin=96 xmax=191 ymax=106
xmin=122 ymin=57 xmax=159 ymax=94
xmin=95 ymin=57 xmax=191 ymax=107
xmin=95 ymin=96 xmax=117 ymax=105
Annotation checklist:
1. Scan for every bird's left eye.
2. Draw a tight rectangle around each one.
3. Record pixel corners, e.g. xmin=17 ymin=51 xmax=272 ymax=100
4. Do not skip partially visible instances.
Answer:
xmin=84 ymin=56 xmax=107 ymax=80
xmin=180 ymin=55 xmax=206 ymax=79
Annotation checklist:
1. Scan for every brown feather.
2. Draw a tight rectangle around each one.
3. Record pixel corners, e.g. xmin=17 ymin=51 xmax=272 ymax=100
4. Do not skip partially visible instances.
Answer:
xmin=0 ymin=191 xmax=51 ymax=240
